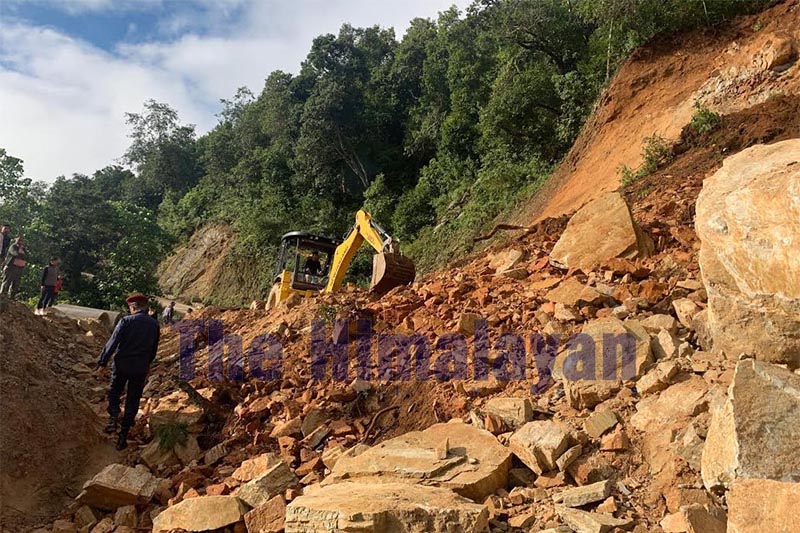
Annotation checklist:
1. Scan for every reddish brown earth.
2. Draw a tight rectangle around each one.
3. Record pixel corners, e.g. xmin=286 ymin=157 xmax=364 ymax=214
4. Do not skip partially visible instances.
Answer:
xmin=0 ymin=303 xmax=118 ymax=531
xmin=506 ymin=0 xmax=800 ymax=225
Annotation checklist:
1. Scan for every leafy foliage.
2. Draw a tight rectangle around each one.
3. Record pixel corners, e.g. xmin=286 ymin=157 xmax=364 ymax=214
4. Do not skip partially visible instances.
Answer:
xmin=690 ymin=103 xmax=722 ymax=133
xmin=619 ymin=135 xmax=674 ymax=186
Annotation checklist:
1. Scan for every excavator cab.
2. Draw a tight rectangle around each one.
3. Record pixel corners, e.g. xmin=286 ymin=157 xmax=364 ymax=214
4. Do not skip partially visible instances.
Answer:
xmin=266 ymin=211 xmax=415 ymax=309
xmin=266 ymin=232 xmax=340 ymax=308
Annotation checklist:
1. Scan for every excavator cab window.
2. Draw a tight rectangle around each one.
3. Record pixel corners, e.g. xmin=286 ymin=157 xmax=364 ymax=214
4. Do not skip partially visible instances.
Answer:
xmin=275 ymin=232 xmax=340 ymax=293
xmin=291 ymin=245 xmax=332 ymax=290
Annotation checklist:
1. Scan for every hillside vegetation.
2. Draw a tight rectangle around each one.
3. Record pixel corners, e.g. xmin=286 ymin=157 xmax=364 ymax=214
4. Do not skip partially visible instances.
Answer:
xmin=0 ymin=0 xmax=771 ymax=308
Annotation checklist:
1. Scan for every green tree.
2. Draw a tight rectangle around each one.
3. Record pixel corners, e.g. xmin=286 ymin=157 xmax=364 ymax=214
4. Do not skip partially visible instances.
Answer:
xmin=123 ymin=100 xmax=202 ymax=210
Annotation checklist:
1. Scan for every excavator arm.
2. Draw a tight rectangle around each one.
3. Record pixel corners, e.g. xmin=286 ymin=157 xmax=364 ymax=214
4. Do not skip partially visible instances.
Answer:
xmin=325 ymin=210 xmax=415 ymax=294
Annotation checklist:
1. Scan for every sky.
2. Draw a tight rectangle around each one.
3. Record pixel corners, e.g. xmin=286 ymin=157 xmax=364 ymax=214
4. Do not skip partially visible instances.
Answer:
xmin=0 ymin=0 xmax=469 ymax=183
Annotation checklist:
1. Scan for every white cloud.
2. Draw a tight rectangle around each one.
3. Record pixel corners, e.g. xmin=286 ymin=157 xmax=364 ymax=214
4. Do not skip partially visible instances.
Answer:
xmin=0 ymin=0 xmax=469 ymax=183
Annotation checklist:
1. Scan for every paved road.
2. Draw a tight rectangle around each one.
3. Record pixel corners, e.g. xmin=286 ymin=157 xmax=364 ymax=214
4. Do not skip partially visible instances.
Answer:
xmin=156 ymin=297 xmax=196 ymax=315
xmin=53 ymin=304 xmax=122 ymax=324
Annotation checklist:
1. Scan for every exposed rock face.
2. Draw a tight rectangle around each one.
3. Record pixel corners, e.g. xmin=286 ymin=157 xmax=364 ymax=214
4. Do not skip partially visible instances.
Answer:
xmin=695 ymin=140 xmax=800 ymax=368
xmin=284 ymin=482 xmax=489 ymax=533
xmin=549 ymin=192 xmax=653 ymax=271
xmin=76 ymin=464 xmax=160 ymax=510
xmin=701 ymin=359 xmax=800 ymax=490
xmin=727 ymin=479 xmax=800 ymax=533
xmin=328 ymin=422 xmax=510 ymax=501
xmin=151 ymin=496 xmax=249 ymax=532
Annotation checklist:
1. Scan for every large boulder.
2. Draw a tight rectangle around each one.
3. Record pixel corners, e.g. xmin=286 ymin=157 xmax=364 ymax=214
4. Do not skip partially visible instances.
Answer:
xmin=285 ymin=482 xmax=488 ymax=533
xmin=328 ymin=421 xmax=510 ymax=501
xmin=695 ymin=140 xmax=800 ymax=368
xmin=727 ymin=479 xmax=800 ymax=533
xmin=152 ymin=496 xmax=248 ymax=532
xmin=549 ymin=192 xmax=653 ymax=271
xmin=701 ymin=359 xmax=800 ymax=491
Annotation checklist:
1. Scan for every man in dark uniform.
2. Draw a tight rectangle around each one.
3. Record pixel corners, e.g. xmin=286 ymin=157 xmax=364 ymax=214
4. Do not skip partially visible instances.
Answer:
xmin=304 ymin=251 xmax=322 ymax=276
xmin=95 ymin=293 xmax=160 ymax=450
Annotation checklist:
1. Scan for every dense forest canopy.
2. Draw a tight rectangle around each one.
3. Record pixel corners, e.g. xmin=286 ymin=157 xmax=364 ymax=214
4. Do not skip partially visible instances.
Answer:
xmin=0 ymin=0 xmax=770 ymax=309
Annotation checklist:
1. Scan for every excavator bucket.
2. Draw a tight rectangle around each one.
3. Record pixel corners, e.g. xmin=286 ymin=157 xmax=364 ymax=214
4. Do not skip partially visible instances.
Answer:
xmin=370 ymin=253 xmax=416 ymax=294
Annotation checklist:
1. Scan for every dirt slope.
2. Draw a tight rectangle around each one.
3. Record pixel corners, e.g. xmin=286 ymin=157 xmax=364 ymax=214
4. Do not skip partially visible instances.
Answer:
xmin=0 ymin=303 xmax=118 ymax=531
xmin=158 ymin=223 xmax=269 ymax=307
xmin=507 ymin=0 xmax=800 ymax=225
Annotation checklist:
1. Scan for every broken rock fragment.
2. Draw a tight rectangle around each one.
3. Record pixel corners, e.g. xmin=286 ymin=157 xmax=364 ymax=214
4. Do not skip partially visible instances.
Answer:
xmin=508 ymin=420 xmax=570 ymax=474
xmin=556 ymin=505 xmax=634 ymax=533
xmin=329 ymin=421 xmax=510 ymax=501
xmin=236 ymin=460 xmax=299 ymax=508
xmin=151 ymin=495 xmax=248 ymax=532
xmin=701 ymin=359 xmax=800 ymax=490
xmin=77 ymin=464 xmax=161 ymax=510
xmin=285 ymin=482 xmax=489 ymax=533
xmin=549 ymin=192 xmax=653 ymax=271
xmin=659 ymin=503 xmax=726 ymax=533
xmin=483 ymin=397 xmax=533 ymax=430
xmin=553 ymin=479 xmax=613 ymax=508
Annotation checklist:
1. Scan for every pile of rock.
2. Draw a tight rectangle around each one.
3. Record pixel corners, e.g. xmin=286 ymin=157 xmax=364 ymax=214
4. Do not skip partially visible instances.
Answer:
xmin=40 ymin=142 xmax=800 ymax=533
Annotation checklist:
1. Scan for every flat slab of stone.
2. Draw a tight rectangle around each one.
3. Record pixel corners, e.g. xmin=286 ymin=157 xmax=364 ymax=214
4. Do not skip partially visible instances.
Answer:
xmin=556 ymin=505 xmax=634 ymax=533
xmin=233 ymin=453 xmax=280 ymax=482
xmin=702 ymin=359 xmax=800 ymax=490
xmin=549 ymin=192 xmax=653 ymax=271
xmin=553 ymin=480 xmax=613 ymax=508
xmin=77 ymin=464 xmax=161 ymax=510
xmin=509 ymin=421 xmax=571 ymax=474
xmin=285 ymin=481 xmax=489 ymax=533
xmin=545 ymin=278 xmax=604 ymax=307
xmin=152 ymin=495 xmax=248 ymax=532
xmin=727 ymin=479 xmax=800 ymax=533
xmin=631 ymin=376 xmax=708 ymax=432
xmin=328 ymin=421 xmax=510 ymax=501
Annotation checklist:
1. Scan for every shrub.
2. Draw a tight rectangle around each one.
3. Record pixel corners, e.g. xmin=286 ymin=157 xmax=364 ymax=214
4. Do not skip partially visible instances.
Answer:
xmin=689 ymin=104 xmax=721 ymax=134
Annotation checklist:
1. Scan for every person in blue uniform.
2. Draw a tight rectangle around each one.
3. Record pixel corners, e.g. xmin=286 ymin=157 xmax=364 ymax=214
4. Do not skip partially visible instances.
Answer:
xmin=95 ymin=293 xmax=160 ymax=450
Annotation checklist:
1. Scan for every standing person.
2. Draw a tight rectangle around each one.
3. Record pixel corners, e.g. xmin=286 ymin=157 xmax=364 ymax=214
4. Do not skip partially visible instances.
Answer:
xmin=35 ymin=257 xmax=60 ymax=315
xmin=94 ymin=294 xmax=160 ymax=450
xmin=0 ymin=235 xmax=27 ymax=299
xmin=161 ymin=301 xmax=175 ymax=325
xmin=0 ymin=226 xmax=10 ymax=261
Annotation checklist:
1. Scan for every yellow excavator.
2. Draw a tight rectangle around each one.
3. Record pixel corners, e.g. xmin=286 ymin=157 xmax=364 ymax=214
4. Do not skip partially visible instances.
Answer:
xmin=265 ymin=210 xmax=416 ymax=309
